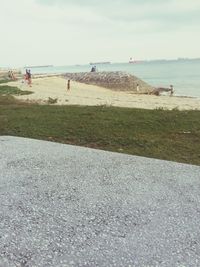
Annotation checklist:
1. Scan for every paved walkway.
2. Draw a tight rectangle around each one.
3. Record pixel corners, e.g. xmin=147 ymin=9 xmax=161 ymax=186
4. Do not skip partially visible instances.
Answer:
xmin=0 ymin=136 xmax=200 ymax=267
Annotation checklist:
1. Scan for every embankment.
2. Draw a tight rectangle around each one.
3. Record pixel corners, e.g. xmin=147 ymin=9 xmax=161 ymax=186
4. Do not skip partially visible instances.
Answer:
xmin=64 ymin=71 xmax=153 ymax=93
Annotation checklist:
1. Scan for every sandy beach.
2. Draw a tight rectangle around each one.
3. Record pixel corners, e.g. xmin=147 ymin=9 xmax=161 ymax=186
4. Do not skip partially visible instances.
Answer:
xmin=7 ymin=76 xmax=200 ymax=110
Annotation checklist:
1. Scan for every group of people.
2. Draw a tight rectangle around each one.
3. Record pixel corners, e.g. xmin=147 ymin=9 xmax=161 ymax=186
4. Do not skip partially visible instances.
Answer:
xmin=24 ymin=69 xmax=32 ymax=86
xmin=91 ymin=66 xmax=97 ymax=72
xmin=8 ymin=70 xmax=17 ymax=81
xmin=150 ymin=84 xmax=174 ymax=96
xmin=7 ymin=69 xmax=32 ymax=85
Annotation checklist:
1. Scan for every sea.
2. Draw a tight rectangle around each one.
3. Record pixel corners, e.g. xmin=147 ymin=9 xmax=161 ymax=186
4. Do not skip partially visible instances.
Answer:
xmin=24 ymin=59 xmax=200 ymax=98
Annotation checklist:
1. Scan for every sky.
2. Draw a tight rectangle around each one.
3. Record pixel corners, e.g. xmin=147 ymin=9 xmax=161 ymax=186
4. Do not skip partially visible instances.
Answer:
xmin=0 ymin=0 xmax=200 ymax=67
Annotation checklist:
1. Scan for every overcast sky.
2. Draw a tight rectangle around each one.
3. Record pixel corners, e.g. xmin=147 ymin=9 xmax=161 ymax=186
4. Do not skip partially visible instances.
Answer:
xmin=0 ymin=0 xmax=200 ymax=67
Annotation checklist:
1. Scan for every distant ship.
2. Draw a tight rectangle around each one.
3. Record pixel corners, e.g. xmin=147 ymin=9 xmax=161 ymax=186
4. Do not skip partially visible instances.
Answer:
xmin=24 ymin=65 xmax=53 ymax=68
xmin=89 ymin=62 xmax=111 ymax=65
xmin=129 ymin=57 xmax=142 ymax=64
xmin=129 ymin=57 xmax=135 ymax=63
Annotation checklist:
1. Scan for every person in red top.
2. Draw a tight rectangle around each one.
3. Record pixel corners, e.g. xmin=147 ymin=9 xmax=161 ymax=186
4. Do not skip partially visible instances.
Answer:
xmin=25 ymin=69 xmax=32 ymax=87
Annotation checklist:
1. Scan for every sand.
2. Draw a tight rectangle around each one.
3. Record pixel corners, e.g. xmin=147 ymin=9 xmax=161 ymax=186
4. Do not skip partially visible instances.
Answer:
xmin=7 ymin=76 xmax=200 ymax=110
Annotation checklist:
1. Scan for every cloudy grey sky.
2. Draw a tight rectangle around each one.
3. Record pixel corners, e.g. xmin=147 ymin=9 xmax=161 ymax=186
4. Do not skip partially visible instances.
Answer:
xmin=0 ymin=0 xmax=200 ymax=67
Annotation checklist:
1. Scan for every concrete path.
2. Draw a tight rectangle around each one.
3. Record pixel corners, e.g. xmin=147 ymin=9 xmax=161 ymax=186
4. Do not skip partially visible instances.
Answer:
xmin=0 ymin=136 xmax=200 ymax=267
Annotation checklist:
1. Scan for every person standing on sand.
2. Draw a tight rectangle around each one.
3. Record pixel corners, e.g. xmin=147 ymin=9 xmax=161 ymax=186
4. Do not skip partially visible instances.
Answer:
xmin=67 ymin=79 xmax=70 ymax=90
xmin=23 ymin=69 xmax=29 ymax=84
xmin=170 ymin=85 xmax=174 ymax=96
xmin=136 ymin=83 xmax=140 ymax=92
xmin=27 ymin=69 xmax=32 ymax=87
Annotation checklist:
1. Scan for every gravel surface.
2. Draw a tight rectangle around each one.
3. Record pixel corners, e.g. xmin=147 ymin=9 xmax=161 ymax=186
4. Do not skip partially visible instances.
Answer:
xmin=0 ymin=136 xmax=200 ymax=267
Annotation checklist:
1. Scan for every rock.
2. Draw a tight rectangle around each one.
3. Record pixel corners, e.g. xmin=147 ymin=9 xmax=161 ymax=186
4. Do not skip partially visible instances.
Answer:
xmin=63 ymin=71 xmax=153 ymax=93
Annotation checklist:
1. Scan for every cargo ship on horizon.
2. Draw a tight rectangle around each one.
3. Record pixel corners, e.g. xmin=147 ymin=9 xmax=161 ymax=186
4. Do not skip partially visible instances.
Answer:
xmin=89 ymin=62 xmax=111 ymax=65
xmin=129 ymin=57 xmax=141 ymax=63
xmin=24 ymin=65 xmax=53 ymax=68
xmin=129 ymin=57 xmax=143 ymax=64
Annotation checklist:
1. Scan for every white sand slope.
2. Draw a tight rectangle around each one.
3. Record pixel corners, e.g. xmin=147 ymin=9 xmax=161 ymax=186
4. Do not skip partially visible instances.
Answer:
xmin=8 ymin=76 xmax=200 ymax=110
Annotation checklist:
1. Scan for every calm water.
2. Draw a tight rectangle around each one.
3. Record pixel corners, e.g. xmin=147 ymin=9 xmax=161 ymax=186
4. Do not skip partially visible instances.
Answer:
xmin=25 ymin=60 xmax=200 ymax=97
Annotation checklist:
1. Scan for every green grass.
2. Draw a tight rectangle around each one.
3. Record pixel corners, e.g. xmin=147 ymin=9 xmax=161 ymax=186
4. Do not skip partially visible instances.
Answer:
xmin=0 ymin=79 xmax=10 ymax=84
xmin=0 ymin=95 xmax=200 ymax=165
xmin=0 ymin=85 xmax=33 ymax=95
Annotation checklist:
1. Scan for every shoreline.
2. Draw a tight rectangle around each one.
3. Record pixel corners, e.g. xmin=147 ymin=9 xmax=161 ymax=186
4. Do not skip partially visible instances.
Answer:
xmin=34 ymin=73 xmax=200 ymax=99
xmin=5 ymin=76 xmax=200 ymax=110
xmin=1 ymin=69 xmax=199 ymax=99
xmin=19 ymin=59 xmax=200 ymax=98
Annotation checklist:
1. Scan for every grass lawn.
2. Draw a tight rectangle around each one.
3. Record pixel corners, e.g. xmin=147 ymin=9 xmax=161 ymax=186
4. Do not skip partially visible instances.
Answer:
xmin=0 ymin=85 xmax=33 ymax=95
xmin=0 ymin=95 xmax=200 ymax=165
xmin=0 ymin=79 xmax=10 ymax=84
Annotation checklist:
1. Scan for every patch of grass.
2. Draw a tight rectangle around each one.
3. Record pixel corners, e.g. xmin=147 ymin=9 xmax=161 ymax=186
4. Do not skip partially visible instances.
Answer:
xmin=0 ymin=85 xmax=33 ymax=96
xmin=0 ymin=95 xmax=19 ymax=105
xmin=0 ymin=104 xmax=200 ymax=165
xmin=0 ymin=79 xmax=11 ymax=84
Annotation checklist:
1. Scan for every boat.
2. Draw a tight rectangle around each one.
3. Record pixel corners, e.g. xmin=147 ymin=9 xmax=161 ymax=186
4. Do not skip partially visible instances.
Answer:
xmin=129 ymin=57 xmax=135 ymax=63
xmin=24 ymin=65 xmax=53 ymax=68
xmin=89 ymin=62 xmax=111 ymax=65
xmin=129 ymin=57 xmax=142 ymax=64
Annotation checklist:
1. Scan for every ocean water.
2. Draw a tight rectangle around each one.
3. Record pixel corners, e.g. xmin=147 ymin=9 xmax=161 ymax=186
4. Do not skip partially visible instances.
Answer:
xmin=25 ymin=60 xmax=200 ymax=98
